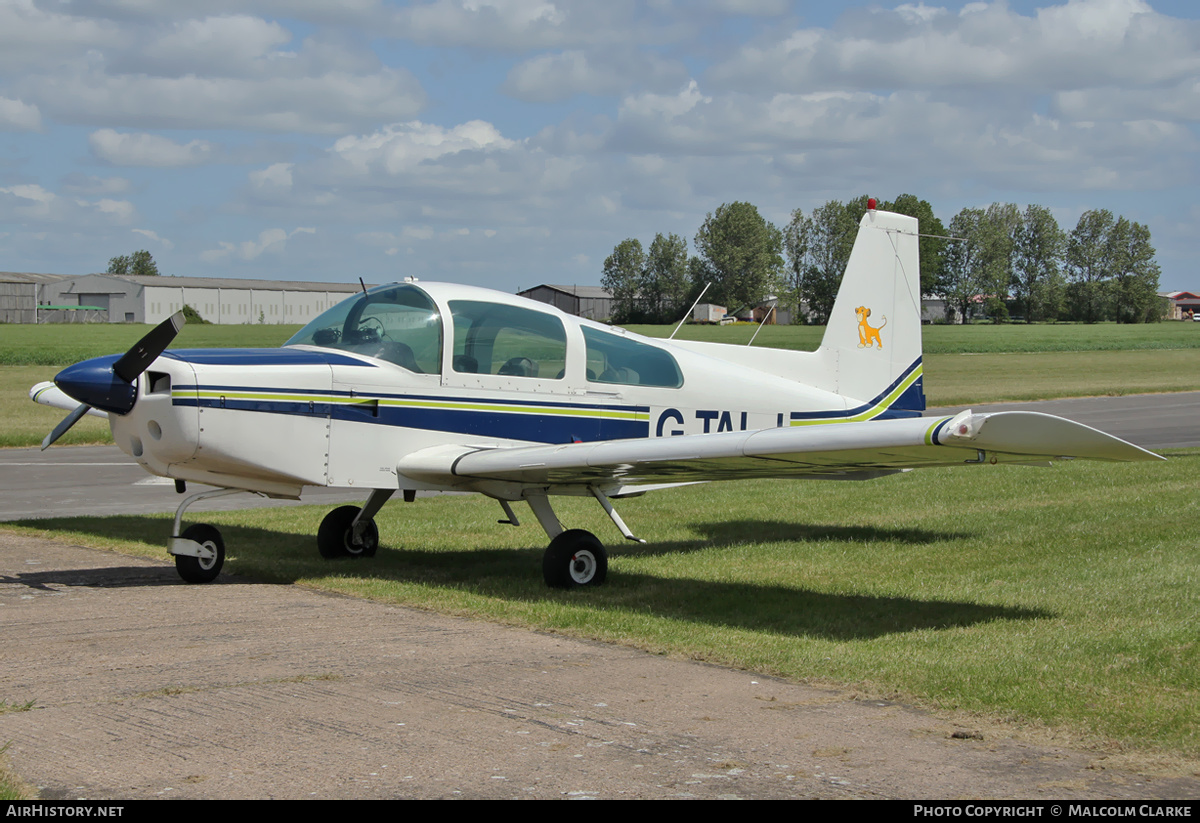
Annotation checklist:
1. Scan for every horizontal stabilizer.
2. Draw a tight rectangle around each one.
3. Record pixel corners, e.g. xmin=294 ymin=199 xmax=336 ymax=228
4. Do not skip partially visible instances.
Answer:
xmin=936 ymin=410 xmax=1162 ymax=463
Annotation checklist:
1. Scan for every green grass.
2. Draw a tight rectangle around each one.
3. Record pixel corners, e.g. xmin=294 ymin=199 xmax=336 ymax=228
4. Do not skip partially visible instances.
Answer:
xmin=0 ymin=743 xmax=32 ymax=801
xmin=629 ymin=319 xmax=1200 ymax=354
xmin=6 ymin=451 xmax=1198 ymax=757
xmin=925 ymin=349 xmax=1200 ymax=406
xmin=1 ymin=366 xmax=112 ymax=448
xmin=0 ymin=323 xmax=302 ymax=366
xmin=3 ymin=319 xmax=1197 ymax=368
xmin=0 ymin=701 xmax=35 ymax=715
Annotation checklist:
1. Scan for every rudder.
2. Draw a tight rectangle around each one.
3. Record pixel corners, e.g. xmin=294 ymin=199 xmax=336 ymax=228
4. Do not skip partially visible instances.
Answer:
xmin=817 ymin=206 xmax=924 ymax=414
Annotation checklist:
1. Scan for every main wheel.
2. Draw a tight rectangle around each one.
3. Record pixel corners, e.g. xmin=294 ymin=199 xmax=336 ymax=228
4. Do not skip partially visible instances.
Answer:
xmin=542 ymin=529 xmax=607 ymax=589
xmin=317 ymin=505 xmax=379 ymax=559
xmin=175 ymin=524 xmax=225 ymax=584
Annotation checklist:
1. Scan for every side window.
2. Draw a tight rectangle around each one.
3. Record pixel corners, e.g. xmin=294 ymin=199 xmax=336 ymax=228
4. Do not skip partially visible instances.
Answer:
xmin=583 ymin=327 xmax=683 ymax=388
xmin=450 ymin=301 xmax=566 ymax=380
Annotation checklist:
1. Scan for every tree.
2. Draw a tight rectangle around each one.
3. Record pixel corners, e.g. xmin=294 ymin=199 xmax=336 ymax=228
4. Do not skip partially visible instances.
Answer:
xmin=642 ymin=233 xmax=691 ymax=323
xmin=1011 ymin=204 xmax=1066 ymax=322
xmin=879 ymin=193 xmax=947 ymax=296
xmin=937 ymin=203 xmax=1020 ymax=323
xmin=601 ymin=239 xmax=645 ymax=323
xmin=938 ymin=207 xmax=988 ymax=324
xmin=1065 ymin=209 xmax=1115 ymax=323
xmin=693 ymin=202 xmax=783 ymax=311
xmin=784 ymin=197 xmax=865 ymax=325
xmin=1107 ymin=218 xmax=1161 ymax=323
xmin=782 ymin=207 xmax=811 ymax=322
xmin=107 ymin=250 xmax=160 ymax=277
xmin=977 ymin=203 xmax=1020 ymax=306
xmin=180 ymin=304 xmax=209 ymax=325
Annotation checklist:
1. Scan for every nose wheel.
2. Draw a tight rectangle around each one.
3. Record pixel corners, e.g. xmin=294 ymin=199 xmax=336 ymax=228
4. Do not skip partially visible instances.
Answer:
xmin=542 ymin=529 xmax=608 ymax=588
xmin=174 ymin=524 xmax=225 ymax=584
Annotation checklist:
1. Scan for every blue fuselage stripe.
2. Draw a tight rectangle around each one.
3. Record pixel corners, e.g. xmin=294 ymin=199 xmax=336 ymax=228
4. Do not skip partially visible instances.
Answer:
xmin=175 ymin=395 xmax=648 ymax=443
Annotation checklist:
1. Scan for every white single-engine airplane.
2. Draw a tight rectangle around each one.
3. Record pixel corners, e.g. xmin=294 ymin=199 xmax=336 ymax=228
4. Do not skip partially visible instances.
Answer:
xmin=32 ymin=204 xmax=1161 ymax=587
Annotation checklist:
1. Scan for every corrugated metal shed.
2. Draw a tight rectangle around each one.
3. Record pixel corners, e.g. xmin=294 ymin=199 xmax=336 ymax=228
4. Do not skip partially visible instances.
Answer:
xmin=0 ymin=272 xmax=70 ymax=323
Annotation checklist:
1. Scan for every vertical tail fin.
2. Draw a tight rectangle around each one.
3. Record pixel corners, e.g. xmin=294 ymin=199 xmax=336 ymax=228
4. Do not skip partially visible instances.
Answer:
xmin=817 ymin=207 xmax=925 ymax=414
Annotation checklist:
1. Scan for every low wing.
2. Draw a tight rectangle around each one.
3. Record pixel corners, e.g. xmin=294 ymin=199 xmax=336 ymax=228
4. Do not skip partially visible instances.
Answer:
xmin=30 ymin=382 xmax=109 ymax=418
xmin=397 ymin=410 xmax=1162 ymax=490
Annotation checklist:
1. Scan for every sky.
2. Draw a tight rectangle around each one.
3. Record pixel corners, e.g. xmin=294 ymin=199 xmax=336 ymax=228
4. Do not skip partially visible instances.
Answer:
xmin=1 ymin=0 xmax=1197 ymax=294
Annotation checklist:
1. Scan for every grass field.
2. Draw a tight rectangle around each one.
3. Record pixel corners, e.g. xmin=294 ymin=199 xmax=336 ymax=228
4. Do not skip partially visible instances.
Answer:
xmin=4 ymin=318 xmax=1198 ymax=366
xmin=6 ymin=450 xmax=1196 ymax=758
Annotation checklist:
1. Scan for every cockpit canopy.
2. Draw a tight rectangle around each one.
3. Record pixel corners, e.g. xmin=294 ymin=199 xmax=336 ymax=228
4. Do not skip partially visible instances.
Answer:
xmin=286 ymin=282 xmax=682 ymax=388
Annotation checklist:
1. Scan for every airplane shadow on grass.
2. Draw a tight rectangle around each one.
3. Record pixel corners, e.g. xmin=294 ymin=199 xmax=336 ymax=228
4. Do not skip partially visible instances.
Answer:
xmin=8 ymin=514 xmax=1047 ymax=641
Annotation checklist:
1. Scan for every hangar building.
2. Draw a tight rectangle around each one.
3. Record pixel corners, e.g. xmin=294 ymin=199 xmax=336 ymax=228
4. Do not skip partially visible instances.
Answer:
xmin=5 ymin=272 xmax=365 ymax=325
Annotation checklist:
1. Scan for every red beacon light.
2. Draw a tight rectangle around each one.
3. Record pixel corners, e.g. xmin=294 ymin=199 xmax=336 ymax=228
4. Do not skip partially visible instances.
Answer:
xmin=867 ymin=197 xmax=877 ymax=211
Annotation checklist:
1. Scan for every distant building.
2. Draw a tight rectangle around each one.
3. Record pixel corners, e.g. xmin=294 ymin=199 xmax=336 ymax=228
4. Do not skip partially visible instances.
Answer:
xmin=1162 ymin=291 xmax=1200 ymax=320
xmin=518 ymin=284 xmax=614 ymax=320
xmin=0 ymin=272 xmax=69 ymax=323
xmin=3 ymin=272 xmax=366 ymax=324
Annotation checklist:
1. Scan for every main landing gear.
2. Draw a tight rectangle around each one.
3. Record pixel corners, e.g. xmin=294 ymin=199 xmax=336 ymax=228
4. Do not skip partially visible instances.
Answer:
xmin=166 ymin=484 xmax=641 ymax=590
xmin=542 ymin=529 xmax=607 ymax=588
xmin=317 ymin=505 xmax=379 ymax=558
xmin=316 ymin=489 xmax=392 ymax=560
xmin=519 ymin=487 xmax=645 ymax=589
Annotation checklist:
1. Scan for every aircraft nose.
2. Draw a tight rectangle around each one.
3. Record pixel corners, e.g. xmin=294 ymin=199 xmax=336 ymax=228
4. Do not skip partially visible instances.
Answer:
xmin=54 ymin=355 xmax=138 ymax=415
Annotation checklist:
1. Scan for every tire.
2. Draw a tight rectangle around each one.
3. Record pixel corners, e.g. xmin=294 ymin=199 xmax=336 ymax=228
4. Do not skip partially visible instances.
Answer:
xmin=318 ymin=505 xmax=379 ymax=559
xmin=175 ymin=524 xmax=225 ymax=584
xmin=542 ymin=529 xmax=607 ymax=589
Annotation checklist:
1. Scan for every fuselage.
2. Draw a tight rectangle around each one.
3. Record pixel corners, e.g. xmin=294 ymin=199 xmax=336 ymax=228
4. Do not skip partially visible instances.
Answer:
xmin=96 ymin=281 xmax=923 ymax=496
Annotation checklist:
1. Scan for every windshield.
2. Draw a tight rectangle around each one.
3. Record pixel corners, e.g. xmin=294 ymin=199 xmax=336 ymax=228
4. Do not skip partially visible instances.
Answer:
xmin=285 ymin=284 xmax=442 ymax=374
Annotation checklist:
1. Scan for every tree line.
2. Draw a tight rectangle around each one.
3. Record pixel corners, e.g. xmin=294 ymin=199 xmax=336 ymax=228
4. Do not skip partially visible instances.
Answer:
xmin=602 ymin=195 xmax=1163 ymax=324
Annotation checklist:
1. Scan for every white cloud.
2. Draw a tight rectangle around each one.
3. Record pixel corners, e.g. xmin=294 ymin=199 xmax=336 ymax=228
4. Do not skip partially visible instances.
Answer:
xmin=129 ymin=15 xmax=293 ymax=76
xmin=200 ymin=227 xmax=316 ymax=262
xmin=59 ymin=174 xmax=131 ymax=195
xmin=250 ymin=162 xmax=295 ymax=191
xmin=709 ymin=0 xmax=1200 ymax=94
xmin=132 ymin=228 xmax=174 ymax=250
xmin=332 ymin=120 xmax=518 ymax=174
xmin=0 ymin=1 xmax=124 ymax=74
xmin=388 ymin=0 xmax=679 ymax=50
xmin=0 ymin=97 xmax=41 ymax=130
xmin=620 ymin=80 xmax=711 ymax=121
xmin=504 ymin=49 xmax=689 ymax=102
xmin=395 ymin=0 xmax=567 ymax=48
xmin=95 ymin=198 xmax=136 ymax=222
xmin=0 ymin=184 xmax=56 ymax=216
xmin=36 ymin=69 xmax=425 ymax=133
xmin=89 ymin=129 xmax=216 ymax=166
xmin=3 ymin=9 xmax=425 ymax=133
xmin=0 ymin=183 xmax=136 ymax=225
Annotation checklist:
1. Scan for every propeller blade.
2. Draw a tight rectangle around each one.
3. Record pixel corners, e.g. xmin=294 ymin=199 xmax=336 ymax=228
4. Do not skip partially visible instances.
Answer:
xmin=112 ymin=311 xmax=186 ymax=383
xmin=41 ymin=402 xmax=92 ymax=451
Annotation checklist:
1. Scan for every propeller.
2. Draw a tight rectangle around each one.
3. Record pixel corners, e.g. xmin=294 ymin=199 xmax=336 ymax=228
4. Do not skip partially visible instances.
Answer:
xmin=41 ymin=311 xmax=186 ymax=450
